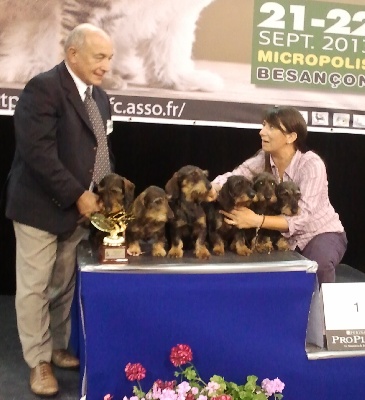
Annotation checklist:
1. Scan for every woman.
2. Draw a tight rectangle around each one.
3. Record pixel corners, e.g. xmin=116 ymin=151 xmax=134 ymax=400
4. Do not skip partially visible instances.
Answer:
xmin=212 ymin=106 xmax=347 ymax=285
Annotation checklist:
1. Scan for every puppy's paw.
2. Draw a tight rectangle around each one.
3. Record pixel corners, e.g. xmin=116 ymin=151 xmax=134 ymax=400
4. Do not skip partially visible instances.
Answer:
xmin=168 ymin=246 xmax=184 ymax=258
xmin=127 ymin=242 xmax=142 ymax=256
xmin=213 ymin=242 xmax=225 ymax=256
xmin=195 ymin=244 xmax=210 ymax=260
xmin=254 ymin=237 xmax=274 ymax=254
xmin=276 ymin=236 xmax=290 ymax=251
xmin=235 ymin=243 xmax=252 ymax=256
xmin=152 ymin=242 xmax=167 ymax=257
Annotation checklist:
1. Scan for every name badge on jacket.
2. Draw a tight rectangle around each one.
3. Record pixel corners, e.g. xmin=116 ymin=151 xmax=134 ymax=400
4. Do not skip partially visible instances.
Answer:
xmin=106 ymin=119 xmax=113 ymax=135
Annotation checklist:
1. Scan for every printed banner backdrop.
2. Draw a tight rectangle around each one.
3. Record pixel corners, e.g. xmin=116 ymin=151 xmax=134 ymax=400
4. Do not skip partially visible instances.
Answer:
xmin=0 ymin=0 xmax=364 ymax=134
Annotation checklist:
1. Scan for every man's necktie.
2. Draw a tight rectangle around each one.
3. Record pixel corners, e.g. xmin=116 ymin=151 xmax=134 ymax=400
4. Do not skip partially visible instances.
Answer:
xmin=84 ymin=86 xmax=111 ymax=184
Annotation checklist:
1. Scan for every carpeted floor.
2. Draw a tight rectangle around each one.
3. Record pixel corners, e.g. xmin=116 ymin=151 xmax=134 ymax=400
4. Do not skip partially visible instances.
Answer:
xmin=0 ymin=264 xmax=364 ymax=400
xmin=0 ymin=295 xmax=80 ymax=400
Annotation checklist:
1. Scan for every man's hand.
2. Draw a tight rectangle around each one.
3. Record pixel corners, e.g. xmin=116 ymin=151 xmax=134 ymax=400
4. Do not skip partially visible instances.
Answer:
xmin=76 ymin=191 xmax=102 ymax=219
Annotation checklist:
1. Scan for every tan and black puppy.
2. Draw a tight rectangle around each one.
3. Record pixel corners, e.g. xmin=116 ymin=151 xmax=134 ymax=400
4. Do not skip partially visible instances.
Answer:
xmin=272 ymin=180 xmax=301 ymax=251
xmin=275 ymin=180 xmax=301 ymax=217
xmin=250 ymin=172 xmax=278 ymax=254
xmin=126 ymin=186 xmax=174 ymax=257
xmin=97 ymin=173 xmax=135 ymax=214
xmin=165 ymin=165 xmax=215 ymax=259
xmin=205 ymin=175 xmax=257 ymax=256
xmin=251 ymin=171 xmax=278 ymax=214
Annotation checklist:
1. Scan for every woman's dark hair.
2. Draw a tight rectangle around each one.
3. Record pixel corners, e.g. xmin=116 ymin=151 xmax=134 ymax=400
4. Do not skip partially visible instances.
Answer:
xmin=263 ymin=106 xmax=308 ymax=152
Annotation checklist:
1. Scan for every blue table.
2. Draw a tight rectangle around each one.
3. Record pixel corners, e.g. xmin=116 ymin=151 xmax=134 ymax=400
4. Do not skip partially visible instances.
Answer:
xmin=75 ymin=240 xmax=365 ymax=400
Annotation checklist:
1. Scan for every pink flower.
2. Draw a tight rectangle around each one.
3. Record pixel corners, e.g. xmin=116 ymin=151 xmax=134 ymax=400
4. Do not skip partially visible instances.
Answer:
xmin=191 ymin=387 xmax=199 ymax=395
xmin=273 ymin=378 xmax=285 ymax=393
xmin=170 ymin=344 xmax=193 ymax=367
xmin=125 ymin=363 xmax=146 ymax=381
xmin=261 ymin=378 xmax=285 ymax=396
xmin=177 ymin=381 xmax=191 ymax=395
xmin=207 ymin=381 xmax=220 ymax=395
xmin=104 ymin=395 xmax=113 ymax=400
xmin=159 ymin=388 xmax=177 ymax=400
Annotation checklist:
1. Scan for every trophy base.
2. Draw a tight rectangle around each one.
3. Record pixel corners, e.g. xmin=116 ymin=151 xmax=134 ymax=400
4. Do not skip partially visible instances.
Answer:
xmin=99 ymin=244 xmax=128 ymax=264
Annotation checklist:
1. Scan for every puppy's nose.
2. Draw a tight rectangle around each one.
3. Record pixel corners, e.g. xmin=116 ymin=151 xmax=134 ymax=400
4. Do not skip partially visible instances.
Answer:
xmin=248 ymin=190 xmax=256 ymax=199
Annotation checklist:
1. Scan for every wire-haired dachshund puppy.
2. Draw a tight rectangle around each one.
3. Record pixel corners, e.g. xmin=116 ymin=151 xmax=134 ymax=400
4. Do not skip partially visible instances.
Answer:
xmin=272 ymin=180 xmax=301 ymax=251
xmin=251 ymin=172 xmax=278 ymax=214
xmin=126 ymin=186 xmax=174 ymax=257
xmin=250 ymin=171 xmax=278 ymax=253
xmin=97 ymin=173 xmax=135 ymax=214
xmin=275 ymin=180 xmax=301 ymax=216
xmin=165 ymin=165 xmax=214 ymax=259
xmin=205 ymin=175 xmax=257 ymax=256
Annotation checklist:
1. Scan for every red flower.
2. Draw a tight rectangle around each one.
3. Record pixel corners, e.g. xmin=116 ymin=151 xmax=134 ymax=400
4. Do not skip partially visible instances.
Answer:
xmin=170 ymin=344 xmax=193 ymax=367
xmin=212 ymin=396 xmax=232 ymax=400
xmin=186 ymin=393 xmax=195 ymax=400
xmin=125 ymin=363 xmax=146 ymax=381
xmin=154 ymin=380 xmax=177 ymax=390
xmin=164 ymin=381 xmax=176 ymax=390
xmin=154 ymin=379 xmax=165 ymax=390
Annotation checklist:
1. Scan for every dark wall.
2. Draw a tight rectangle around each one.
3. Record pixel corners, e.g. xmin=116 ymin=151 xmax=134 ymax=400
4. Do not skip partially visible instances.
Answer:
xmin=1 ymin=116 xmax=364 ymax=294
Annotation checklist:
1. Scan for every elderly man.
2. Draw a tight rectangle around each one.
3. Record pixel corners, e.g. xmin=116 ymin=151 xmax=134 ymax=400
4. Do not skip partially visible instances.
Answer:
xmin=6 ymin=23 xmax=114 ymax=396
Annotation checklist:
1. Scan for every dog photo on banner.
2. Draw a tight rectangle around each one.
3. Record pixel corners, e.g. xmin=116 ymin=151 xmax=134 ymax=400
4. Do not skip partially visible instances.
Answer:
xmin=0 ymin=0 xmax=226 ymax=92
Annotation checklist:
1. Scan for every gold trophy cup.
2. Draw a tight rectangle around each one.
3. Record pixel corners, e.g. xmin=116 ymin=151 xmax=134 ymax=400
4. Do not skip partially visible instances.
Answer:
xmin=90 ymin=210 xmax=132 ymax=264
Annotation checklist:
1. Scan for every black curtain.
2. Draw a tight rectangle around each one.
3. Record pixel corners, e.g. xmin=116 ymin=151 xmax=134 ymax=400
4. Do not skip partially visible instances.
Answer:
xmin=1 ymin=116 xmax=364 ymax=294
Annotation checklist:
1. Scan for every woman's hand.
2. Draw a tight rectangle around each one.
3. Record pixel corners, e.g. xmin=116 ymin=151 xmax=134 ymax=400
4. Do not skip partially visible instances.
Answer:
xmin=220 ymin=207 xmax=263 ymax=229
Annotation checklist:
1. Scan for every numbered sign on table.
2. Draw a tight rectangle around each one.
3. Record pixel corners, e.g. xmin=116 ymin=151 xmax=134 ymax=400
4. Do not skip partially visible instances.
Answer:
xmin=322 ymin=283 xmax=365 ymax=351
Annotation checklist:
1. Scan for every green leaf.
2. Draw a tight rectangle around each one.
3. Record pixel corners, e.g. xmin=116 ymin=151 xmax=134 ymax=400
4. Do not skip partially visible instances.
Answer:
xmin=184 ymin=368 xmax=197 ymax=381
xmin=240 ymin=393 xmax=254 ymax=400
xmin=132 ymin=387 xmax=145 ymax=398
xmin=253 ymin=393 xmax=267 ymax=400
xmin=243 ymin=375 xmax=259 ymax=393
xmin=246 ymin=376 xmax=259 ymax=385
xmin=227 ymin=382 xmax=239 ymax=392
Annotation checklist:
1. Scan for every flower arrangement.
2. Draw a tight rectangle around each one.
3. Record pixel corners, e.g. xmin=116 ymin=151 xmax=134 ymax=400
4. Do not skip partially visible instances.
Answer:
xmin=104 ymin=344 xmax=284 ymax=400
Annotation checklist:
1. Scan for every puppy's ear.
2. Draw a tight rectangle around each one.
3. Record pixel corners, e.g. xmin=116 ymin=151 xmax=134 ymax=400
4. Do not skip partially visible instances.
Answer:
xmin=122 ymin=178 xmax=135 ymax=211
xmin=132 ymin=191 xmax=146 ymax=219
xmin=217 ymin=181 xmax=232 ymax=210
xmin=96 ymin=177 xmax=106 ymax=194
xmin=96 ymin=184 xmax=105 ymax=195
xmin=165 ymin=173 xmax=180 ymax=199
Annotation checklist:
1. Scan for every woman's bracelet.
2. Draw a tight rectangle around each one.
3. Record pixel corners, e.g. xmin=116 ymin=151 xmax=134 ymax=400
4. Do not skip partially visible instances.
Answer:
xmin=254 ymin=215 xmax=265 ymax=246
xmin=258 ymin=215 xmax=265 ymax=230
